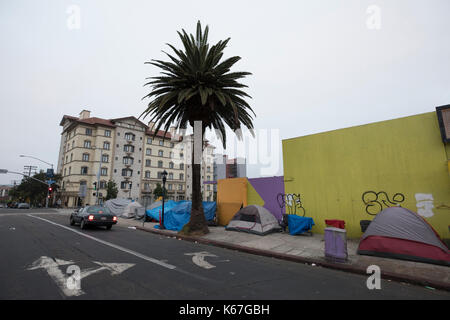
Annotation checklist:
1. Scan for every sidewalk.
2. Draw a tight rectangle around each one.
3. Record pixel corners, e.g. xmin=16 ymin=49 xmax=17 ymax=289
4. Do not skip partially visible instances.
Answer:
xmin=117 ymin=217 xmax=450 ymax=291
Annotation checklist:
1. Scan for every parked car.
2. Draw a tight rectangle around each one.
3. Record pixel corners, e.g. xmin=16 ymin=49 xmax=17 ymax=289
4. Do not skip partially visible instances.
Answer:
xmin=70 ymin=205 xmax=118 ymax=230
xmin=8 ymin=202 xmax=19 ymax=208
xmin=17 ymin=203 xmax=30 ymax=209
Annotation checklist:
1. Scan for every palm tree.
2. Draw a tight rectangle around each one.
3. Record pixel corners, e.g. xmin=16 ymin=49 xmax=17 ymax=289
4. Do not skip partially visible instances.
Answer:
xmin=140 ymin=21 xmax=255 ymax=236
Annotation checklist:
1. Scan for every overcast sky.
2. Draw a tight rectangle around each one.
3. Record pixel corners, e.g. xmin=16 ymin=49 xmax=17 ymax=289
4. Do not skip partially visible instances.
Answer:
xmin=1 ymin=0 xmax=449 ymax=184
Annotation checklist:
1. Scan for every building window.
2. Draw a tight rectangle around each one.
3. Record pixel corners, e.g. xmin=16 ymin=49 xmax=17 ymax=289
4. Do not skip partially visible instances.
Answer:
xmin=168 ymin=184 xmax=172 ymax=190
xmin=180 ymin=173 xmax=184 ymax=180
xmin=169 ymin=162 xmax=174 ymax=169
xmin=101 ymin=154 xmax=109 ymax=163
xmin=145 ymin=171 xmax=151 ymax=178
xmin=180 ymin=163 xmax=184 ymax=170
xmin=157 ymin=172 xmax=163 ymax=179
xmin=123 ymin=157 xmax=134 ymax=165
xmin=105 ymin=130 xmax=111 ymax=137
xmin=125 ymin=132 xmax=135 ymax=141
xmin=124 ymin=144 xmax=134 ymax=152
xmin=179 ymin=184 xmax=183 ymax=191
xmin=81 ymin=167 xmax=88 ymax=175
xmin=120 ymin=181 xmax=128 ymax=189
xmin=146 ymin=148 xmax=152 ymax=156
xmin=100 ymin=168 xmax=108 ymax=176
xmin=69 ymin=167 xmax=71 ymax=175
xmin=170 ymin=142 xmax=174 ymax=148
xmin=147 ymin=137 xmax=152 ymax=144
xmin=145 ymin=159 xmax=151 ymax=167
xmin=207 ymin=185 xmax=210 ymax=191
xmin=122 ymin=168 xmax=133 ymax=177
xmin=207 ymin=166 xmax=211 ymax=172
xmin=158 ymin=150 xmax=163 ymax=157
xmin=158 ymin=161 xmax=163 ymax=168
xmin=180 ymin=153 xmax=184 ymax=159
xmin=159 ymin=140 xmax=164 ymax=146
xmin=168 ymin=173 xmax=173 ymax=180
xmin=103 ymin=142 xmax=110 ymax=150
xmin=70 ymin=153 xmax=73 ymax=162
xmin=144 ymin=183 xmax=150 ymax=191
xmin=82 ymin=153 xmax=89 ymax=162
xmin=86 ymin=128 xmax=92 ymax=136
xmin=64 ymin=168 xmax=66 ymax=176
xmin=99 ymin=181 xmax=107 ymax=189
xmin=84 ymin=140 xmax=91 ymax=148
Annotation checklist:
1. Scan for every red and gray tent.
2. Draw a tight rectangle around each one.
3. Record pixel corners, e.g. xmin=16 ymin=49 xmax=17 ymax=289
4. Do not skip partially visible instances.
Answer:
xmin=358 ymin=207 xmax=450 ymax=266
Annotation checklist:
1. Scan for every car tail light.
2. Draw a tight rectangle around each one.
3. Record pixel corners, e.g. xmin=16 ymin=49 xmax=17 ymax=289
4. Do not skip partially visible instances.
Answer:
xmin=113 ymin=216 xmax=117 ymax=222
xmin=88 ymin=215 xmax=94 ymax=221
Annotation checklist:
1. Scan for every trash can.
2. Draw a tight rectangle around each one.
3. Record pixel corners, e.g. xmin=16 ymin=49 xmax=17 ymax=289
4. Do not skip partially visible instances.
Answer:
xmin=324 ymin=227 xmax=348 ymax=263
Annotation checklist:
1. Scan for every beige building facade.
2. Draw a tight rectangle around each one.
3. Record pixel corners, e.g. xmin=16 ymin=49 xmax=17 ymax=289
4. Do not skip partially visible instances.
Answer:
xmin=57 ymin=110 xmax=215 ymax=207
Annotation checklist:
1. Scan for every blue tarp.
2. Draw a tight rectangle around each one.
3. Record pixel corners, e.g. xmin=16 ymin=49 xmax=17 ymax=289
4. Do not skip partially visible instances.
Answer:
xmin=287 ymin=215 xmax=315 ymax=235
xmin=146 ymin=201 xmax=217 ymax=231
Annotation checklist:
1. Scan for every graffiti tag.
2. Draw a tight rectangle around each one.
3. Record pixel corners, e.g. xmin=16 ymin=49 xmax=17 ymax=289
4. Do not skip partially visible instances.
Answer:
xmin=362 ymin=191 xmax=405 ymax=216
xmin=277 ymin=193 xmax=306 ymax=216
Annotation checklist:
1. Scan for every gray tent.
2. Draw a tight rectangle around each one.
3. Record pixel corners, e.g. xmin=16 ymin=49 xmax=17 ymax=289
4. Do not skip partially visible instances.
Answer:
xmin=104 ymin=198 xmax=132 ymax=216
xmin=226 ymin=205 xmax=282 ymax=236
xmin=358 ymin=206 xmax=450 ymax=266
xmin=135 ymin=200 xmax=162 ymax=220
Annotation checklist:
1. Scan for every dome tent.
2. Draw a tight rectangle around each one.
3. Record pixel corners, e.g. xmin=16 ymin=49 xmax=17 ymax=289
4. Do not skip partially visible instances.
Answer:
xmin=226 ymin=205 xmax=282 ymax=236
xmin=357 ymin=206 xmax=450 ymax=266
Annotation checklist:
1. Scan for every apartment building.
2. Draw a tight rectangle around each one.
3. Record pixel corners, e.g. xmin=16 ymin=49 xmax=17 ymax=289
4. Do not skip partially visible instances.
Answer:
xmin=58 ymin=110 xmax=115 ymax=207
xmin=57 ymin=110 xmax=207 ymax=207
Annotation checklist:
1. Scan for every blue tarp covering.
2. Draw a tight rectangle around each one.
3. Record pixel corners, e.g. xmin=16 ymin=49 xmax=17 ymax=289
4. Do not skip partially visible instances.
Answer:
xmin=287 ymin=215 xmax=315 ymax=235
xmin=146 ymin=201 xmax=217 ymax=231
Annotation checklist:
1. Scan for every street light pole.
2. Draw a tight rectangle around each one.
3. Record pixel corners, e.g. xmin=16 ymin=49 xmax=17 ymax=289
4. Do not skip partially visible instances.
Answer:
xmin=161 ymin=170 xmax=168 ymax=230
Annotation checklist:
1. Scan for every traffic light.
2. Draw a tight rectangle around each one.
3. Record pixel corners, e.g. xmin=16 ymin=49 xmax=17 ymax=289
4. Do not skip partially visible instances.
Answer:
xmin=48 ymin=186 xmax=53 ymax=194
xmin=93 ymin=182 xmax=97 ymax=191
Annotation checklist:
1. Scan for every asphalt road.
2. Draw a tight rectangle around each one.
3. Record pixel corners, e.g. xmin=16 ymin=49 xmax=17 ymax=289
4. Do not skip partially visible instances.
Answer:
xmin=0 ymin=208 xmax=449 ymax=300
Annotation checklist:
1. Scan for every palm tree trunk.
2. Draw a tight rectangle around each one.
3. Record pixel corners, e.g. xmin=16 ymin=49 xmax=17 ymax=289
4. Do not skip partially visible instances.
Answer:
xmin=180 ymin=123 xmax=209 ymax=235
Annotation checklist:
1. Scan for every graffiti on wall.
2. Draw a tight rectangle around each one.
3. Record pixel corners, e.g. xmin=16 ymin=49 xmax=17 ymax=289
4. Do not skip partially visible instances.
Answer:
xmin=277 ymin=193 xmax=306 ymax=216
xmin=415 ymin=193 xmax=435 ymax=218
xmin=362 ymin=191 xmax=405 ymax=216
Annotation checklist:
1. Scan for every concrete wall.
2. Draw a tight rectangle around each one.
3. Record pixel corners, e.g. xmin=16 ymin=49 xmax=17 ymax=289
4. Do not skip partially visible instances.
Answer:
xmin=282 ymin=112 xmax=450 ymax=239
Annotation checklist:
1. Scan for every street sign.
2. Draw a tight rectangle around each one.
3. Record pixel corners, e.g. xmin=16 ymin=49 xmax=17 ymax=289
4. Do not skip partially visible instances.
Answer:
xmin=46 ymin=180 xmax=56 ymax=185
xmin=46 ymin=168 xmax=54 ymax=178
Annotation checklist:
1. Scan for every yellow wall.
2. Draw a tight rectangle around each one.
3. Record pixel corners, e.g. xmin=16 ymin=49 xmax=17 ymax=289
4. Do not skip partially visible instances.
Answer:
xmin=282 ymin=112 xmax=450 ymax=239
xmin=216 ymin=178 xmax=248 ymax=226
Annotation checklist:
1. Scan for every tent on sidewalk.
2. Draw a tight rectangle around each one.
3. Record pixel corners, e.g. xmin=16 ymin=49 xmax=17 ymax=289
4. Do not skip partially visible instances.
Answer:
xmin=357 ymin=206 xmax=450 ymax=266
xmin=225 ymin=205 xmax=282 ymax=236
xmin=104 ymin=198 xmax=132 ymax=216
xmin=121 ymin=201 xmax=144 ymax=219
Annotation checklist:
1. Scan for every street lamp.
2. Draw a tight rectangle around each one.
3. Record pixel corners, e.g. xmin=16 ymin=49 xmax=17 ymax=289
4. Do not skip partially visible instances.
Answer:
xmin=19 ymin=155 xmax=54 ymax=169
xmin=160 ymin=170 xmax=168 ymax=229
xmin=129 ymin=182 xmax=132 ymax=200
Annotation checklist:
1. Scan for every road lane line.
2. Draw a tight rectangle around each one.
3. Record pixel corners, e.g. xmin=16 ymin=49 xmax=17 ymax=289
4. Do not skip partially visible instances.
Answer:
xmin=27 ymin=214 xmax=176 ymax=270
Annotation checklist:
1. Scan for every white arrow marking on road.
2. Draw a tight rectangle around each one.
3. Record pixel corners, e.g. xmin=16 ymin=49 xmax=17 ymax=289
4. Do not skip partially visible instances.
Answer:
xmin=184 ymin=251 xmax=218 ymax=269
xmin=27 ymin=256 xmax=82 ymax=297
xmin=27 ymin=256 xmax=135 ymax=297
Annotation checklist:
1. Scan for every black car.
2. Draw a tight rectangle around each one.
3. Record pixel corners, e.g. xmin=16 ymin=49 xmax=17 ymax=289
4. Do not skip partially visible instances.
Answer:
xmin=70 ymin=205 xmax=118 ymax=230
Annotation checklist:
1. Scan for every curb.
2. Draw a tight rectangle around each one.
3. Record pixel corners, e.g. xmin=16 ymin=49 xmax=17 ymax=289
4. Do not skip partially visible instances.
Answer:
xmin=134 ymin=225 xmax=450 ymax=292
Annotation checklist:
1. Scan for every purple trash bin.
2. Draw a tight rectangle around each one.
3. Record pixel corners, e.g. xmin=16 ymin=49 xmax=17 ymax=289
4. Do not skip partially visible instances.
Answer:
xmin=324 ymin=227 xmax=348 ymax=263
